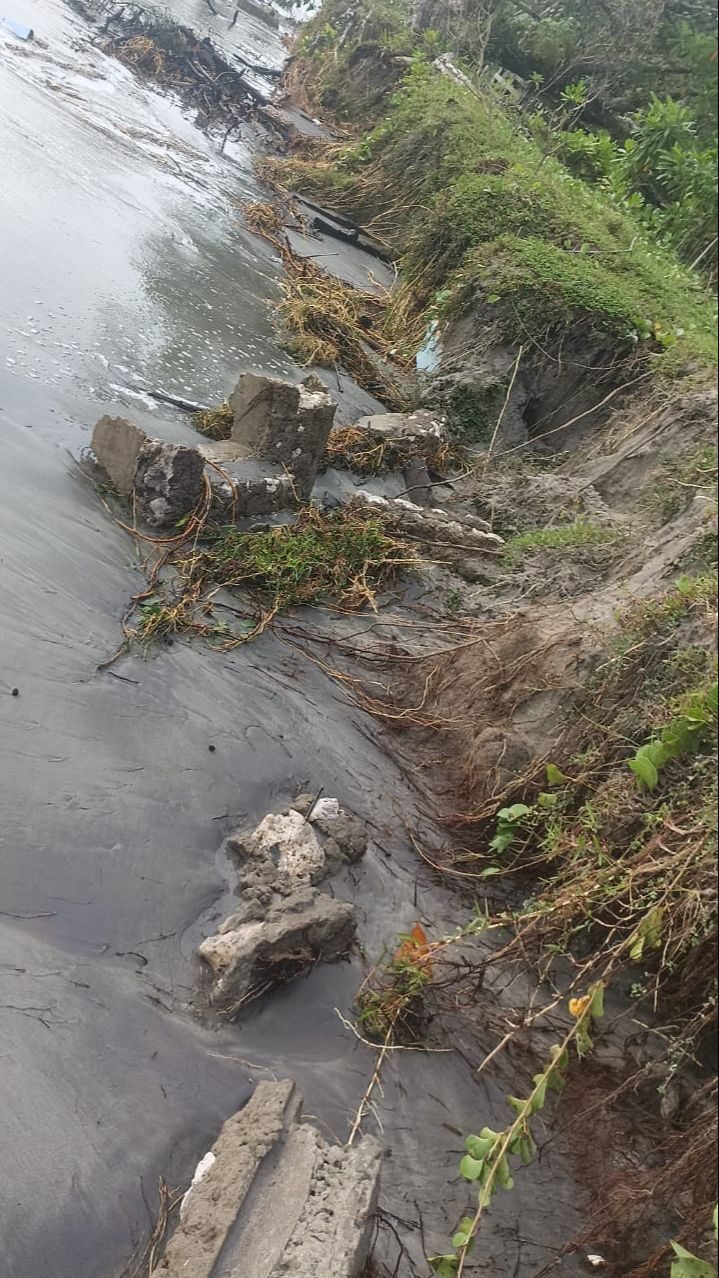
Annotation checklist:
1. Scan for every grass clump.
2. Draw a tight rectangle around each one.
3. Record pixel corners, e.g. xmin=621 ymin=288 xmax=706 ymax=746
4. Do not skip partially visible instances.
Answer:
xmin=193 ymin=402 xmax=233 ymax=440
xmin=285 ymin=60 xmax=717 ymax=372
xmin=199 ymin=504 xmax=414 ymax=613
xmin=130 ymin=505 xmax=417 ymax=651
xmin=502 ymin=519 xmax=619 ymax=566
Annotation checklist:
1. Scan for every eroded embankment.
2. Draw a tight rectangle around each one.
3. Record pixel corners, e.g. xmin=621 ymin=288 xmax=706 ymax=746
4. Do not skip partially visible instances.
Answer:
xmin=181 ymin=9 xmax=719 ymax=1277
xmin=2 ymin=0 xmax=717 ymax=1275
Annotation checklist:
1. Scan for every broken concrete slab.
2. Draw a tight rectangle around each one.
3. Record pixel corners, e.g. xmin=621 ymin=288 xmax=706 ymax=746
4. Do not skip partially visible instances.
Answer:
xmin=229 ymin=371 xmax=337 ymax=499
xmin=90 ymin=415 xmax=149 ymax=496
xmin=157 ymin=1079 xmax=381 ymax=1278
xmin=355 ymin=408 xmax=447 ymax=447
xmin=91 ymin=412 xmax=300 ymax=527
xmin=199 ymin=797 xmax=368 ymax=1012
xmin=355 ymin=492 xmax=503 ymax=557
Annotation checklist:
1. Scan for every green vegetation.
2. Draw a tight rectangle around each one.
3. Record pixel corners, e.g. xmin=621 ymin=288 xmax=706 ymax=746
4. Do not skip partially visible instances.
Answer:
xmin=284 ymin=0 xmax=717 ymax=388
xmin=279 ymin=60 xmax=716 ymax=373
xmin=130 ymin=505 xmax=416 ymax=650
xmin=502 ymin=518 xmax=618 ymax=565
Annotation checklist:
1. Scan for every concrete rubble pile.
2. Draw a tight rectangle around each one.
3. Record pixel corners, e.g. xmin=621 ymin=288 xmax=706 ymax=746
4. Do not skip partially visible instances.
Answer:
xmin=199 ymin=794 xmax=367 ymax=1014
xmin=157 ymin=1079 xmax=381 ymax=1278
xmin=90 ymin=371 xmax=337 ymax=527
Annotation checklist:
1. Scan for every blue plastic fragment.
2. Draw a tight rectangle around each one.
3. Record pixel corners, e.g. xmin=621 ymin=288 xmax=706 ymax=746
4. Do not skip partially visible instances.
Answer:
xmin=416 ymin=319 xmax=441 ymax=374
xmin=1 ymin=17 xmax=34 ymax=38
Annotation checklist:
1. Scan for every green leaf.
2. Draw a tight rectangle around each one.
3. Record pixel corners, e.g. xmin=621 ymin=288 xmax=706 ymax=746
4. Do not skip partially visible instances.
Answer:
xmin=452 ymin=1232 xmax=469 ymax=1248
xmin=486 ymin=293 xmax=501 ymax=304
xmin=713 ymin=1203 xmax=718 ymax=1240
xmin=546 ymin=764 xmax=570 ymax=785
xmin=537 ymin=791 xmax=558 ymax=809
xmin=489 ymin=832 xmax=514 ymax=855
xmin=628 ymin=753 xmax=659 ymax=791
xmin=479 ymin=865 xmax=503 ymax=877
xmin=507 ymin=1095 xmax=527 ymax=1116
xmin=429 ymin=1255 xmax=459 ymax=1276
xmin=465 ymin=1134 xmax=493 ymax=1159
xmin=459 ymin=1154 xmax=485 ymax=1181
xmin=590 ymin=984 xmax=605 ymax=1020
xmin=519 ymin=1133 xmax=536 ymax=1165
xmin=499 ymin=803 xmax=532 ymax=822
xmin=670 ymin=1241 xmax=717 ymax=1278
xmin=708 ymin=684 xmax=718 ymax=716
xmin=496 ymin=1156 xmax=514 ymax=1190
xmin=530 ymin=1076 xmax=548 ymax=1112
xmin=630 ymin=933 xmax=646 ymax=961
xmin=576 ymin=1019 xmax=593 ymax=1057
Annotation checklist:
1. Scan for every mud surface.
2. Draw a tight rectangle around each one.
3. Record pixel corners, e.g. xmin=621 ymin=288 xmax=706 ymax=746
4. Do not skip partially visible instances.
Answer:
xmin=1 ymin=3 xmax=587 ymax=1275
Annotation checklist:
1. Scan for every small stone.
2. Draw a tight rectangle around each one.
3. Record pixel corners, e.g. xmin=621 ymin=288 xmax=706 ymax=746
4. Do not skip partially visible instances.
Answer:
xmin=11 ymin=688 xmax=20 ymax=697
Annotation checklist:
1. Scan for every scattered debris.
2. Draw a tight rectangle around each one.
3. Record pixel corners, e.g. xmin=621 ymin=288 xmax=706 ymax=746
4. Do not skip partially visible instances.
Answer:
xmin=156 ymin=1080 xmax=381 ymax=1278
xmin=94 ymin=3 xmax=270 ymax=132
xmin=198 ymin=797 xmax=368 ymax=1013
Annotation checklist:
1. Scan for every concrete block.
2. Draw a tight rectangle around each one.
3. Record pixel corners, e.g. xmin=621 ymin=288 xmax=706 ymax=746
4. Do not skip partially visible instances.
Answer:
xmin=230 ymin=372 xmax=337 ymax=499
xmin=158 ymin=1080 xmax=381 ymax=1278
xmin=91 ymin=415 xmax=149 ymax=495
xmin=133 ymin=439 xmax=205 ymax=528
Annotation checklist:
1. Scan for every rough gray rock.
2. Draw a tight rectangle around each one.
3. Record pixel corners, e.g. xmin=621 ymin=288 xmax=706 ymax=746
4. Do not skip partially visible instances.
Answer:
xmin=133 ymin=439 xmax=206 ymax=528
xmin=230 ymin=372 xmax=337 ymax=498
xmin=403 ymin=456 xmax=432 ymax=505
xmin=90 ymin=415 xmax=149 ymax=495
xmin=158 ymin=1080 xmax=381 ymax=1278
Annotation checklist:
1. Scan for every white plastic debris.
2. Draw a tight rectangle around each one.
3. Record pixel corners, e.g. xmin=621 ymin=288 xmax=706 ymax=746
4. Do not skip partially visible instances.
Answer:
xmin=180 ymin=1150 xmax=216 ymax=1220
xmin=308 ymin=797 xmax=341 ymax=821
xmin=586 ymin=1257 xmax=607 ymax=1269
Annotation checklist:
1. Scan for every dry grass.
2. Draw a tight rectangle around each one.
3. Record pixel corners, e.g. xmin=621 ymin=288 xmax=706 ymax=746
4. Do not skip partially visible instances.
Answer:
xmin=192 ymin=402 xmax=233 ymax=440
xmin=324 ymin=425 xmax=458 ymax=476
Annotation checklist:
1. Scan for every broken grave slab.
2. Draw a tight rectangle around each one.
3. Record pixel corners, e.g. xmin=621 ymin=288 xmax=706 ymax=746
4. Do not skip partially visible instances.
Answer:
xmin=158 ymin=1079 xmax=381 ymax=1278
xmin=229 ymin=371 xmax=337 ymax=499
xmin=90 ymin=413 xmax=298 ymax=528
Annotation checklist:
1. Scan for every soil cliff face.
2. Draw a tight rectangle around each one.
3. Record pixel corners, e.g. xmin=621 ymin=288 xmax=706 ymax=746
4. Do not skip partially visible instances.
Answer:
xmin=264 ymin=7 xmax=718 ymax=1274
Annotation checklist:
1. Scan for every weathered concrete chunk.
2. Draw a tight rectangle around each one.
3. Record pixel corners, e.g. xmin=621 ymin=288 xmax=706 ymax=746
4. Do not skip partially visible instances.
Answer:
xmin=355 ymin=408 xmax=447 ymax=446
xmin=134 ymin=439 xmax=205 ymax=528
xmin=200 ymin=888 xmax=355 ymax=1011
xmin=229 ymin=372 xmax=337 ymax=498
xmin=91 ymin=415 xmax=149 ymax=495
xmin=199 ymin=798 xmax=368 ymax=1012
xmin=355 ymin=491 xmax=503 ymax=558
xmin=158 ymin=1079 xmax=381 ymax=1278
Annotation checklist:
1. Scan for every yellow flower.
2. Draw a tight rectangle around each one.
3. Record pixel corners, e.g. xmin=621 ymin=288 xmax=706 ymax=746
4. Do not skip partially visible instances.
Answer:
xmin=568 ymin=995 xmax=591 ymax=1018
